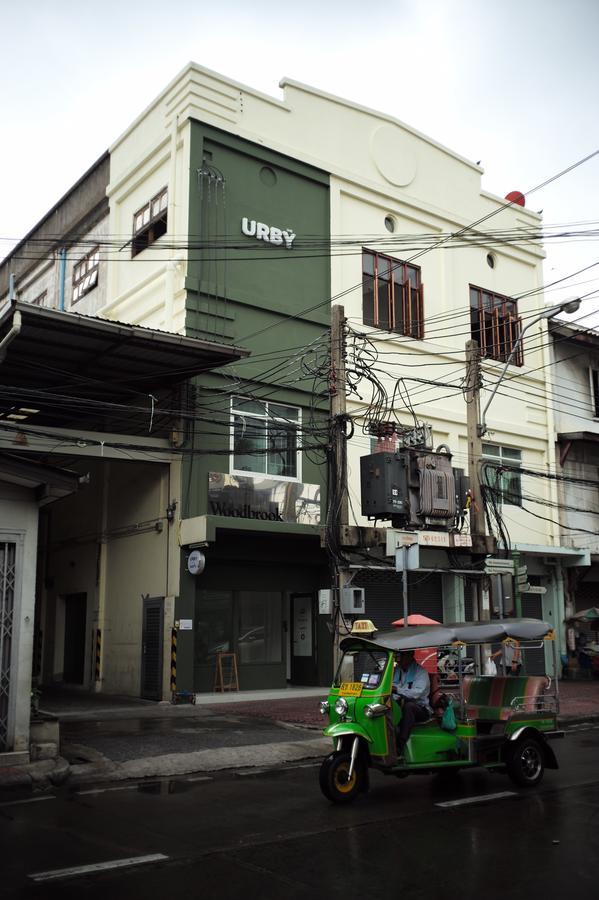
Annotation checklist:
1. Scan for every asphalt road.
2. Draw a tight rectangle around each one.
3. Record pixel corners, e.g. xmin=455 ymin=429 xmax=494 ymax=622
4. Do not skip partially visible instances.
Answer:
xmin=1 ymin=724 xmax=598 ymax=900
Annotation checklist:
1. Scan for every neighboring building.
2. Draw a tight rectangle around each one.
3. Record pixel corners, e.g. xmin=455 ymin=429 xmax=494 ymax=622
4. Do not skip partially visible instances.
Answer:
xmin=550 ymin=320 xmax=599 ymax=618
xmin=0 ymin=247 xmax=246 ymax=757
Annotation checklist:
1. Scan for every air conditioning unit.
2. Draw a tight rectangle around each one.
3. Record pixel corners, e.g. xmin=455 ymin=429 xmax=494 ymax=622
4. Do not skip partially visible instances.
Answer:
xmin=341 ymin=587 xmax=365 ymax=615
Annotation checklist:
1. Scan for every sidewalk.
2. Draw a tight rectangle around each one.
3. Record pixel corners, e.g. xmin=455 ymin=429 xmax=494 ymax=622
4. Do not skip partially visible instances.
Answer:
xmin=1 ymin=680 xmax=598 ymax=792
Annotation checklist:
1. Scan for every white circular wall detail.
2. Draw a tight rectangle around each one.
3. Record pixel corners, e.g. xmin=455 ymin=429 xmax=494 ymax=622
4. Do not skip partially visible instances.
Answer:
xmin=371 ymin=125 xmax=417 ymax=187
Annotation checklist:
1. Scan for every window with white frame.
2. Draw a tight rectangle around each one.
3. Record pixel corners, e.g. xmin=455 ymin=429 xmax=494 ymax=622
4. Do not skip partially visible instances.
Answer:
xmin=72 ymin=246 xmax=100 ymax=303
xmin=482 ymin=443 xmax=522 ymax=507
xmin=132 ymin=187 xmax=168 ymax=257
xmin=231 ymin=397 xmax=300 ymax=479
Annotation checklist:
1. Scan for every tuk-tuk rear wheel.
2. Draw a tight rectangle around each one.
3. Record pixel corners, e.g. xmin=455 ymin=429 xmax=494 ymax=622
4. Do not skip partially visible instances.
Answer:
xmin=319 ymin=751 xmax=363 ymax=803
xmin=506 ymin=737 xmax=545 ymax=787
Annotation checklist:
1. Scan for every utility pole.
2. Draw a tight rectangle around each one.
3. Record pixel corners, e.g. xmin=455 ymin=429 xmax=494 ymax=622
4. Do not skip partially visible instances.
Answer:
xmin=329 ymin=304 xmax=351 ymax=672
xmin=465 ymin=339 xmax=486 ymax=552
xmin=465 ymin=339 xmax=491 ymax=624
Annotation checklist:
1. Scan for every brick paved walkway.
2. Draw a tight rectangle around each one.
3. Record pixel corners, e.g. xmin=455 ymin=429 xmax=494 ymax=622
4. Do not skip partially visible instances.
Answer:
xmin=206 ymin=678 xmax=599 ymax=728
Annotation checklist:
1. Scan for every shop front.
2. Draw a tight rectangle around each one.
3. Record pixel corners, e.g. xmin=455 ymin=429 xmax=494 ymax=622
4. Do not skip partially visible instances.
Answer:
xmin=179 ymin=528 xmax=331 ymax=692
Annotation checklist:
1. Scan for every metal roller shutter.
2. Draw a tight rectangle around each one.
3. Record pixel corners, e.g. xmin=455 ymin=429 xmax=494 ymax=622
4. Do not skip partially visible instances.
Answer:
xmin=353 ymin=569 xmax=443 ymax=631
xmin=520 ymin=592 xmax=546 ymax=675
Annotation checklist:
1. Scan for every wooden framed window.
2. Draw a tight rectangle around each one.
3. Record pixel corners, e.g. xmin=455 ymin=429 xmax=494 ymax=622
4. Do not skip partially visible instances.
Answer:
xmin=362 ymin=250 xmax=423 ymax=338
xmin=132 ymin=187 xmax=168 ymax=257
xmin=470 ymin=285 xmax=522 ymax=364
xmin=72 ymin=246 xmax=100 ymax=303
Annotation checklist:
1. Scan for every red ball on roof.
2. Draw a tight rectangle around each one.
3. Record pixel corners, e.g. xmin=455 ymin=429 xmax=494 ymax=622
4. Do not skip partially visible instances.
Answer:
xmin=505 ymin=190 xmax=525 ymax=207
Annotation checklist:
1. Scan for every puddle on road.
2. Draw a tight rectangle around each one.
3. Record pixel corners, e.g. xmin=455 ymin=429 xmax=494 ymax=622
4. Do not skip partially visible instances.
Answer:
xmin=137 ymin=777 xmax=211 ymax=796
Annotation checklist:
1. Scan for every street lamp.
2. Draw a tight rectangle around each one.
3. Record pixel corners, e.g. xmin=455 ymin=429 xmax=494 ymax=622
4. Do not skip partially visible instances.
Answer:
xmin=479 ymin=298 xmax=581 ymax=436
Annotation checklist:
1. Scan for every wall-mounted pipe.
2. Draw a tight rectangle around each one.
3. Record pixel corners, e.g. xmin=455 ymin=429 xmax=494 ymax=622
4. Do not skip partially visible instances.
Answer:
xmin=0 ymin=309 xmax=22 ymax=363
xmin=58 ymin=247 xmax=67 ymax=311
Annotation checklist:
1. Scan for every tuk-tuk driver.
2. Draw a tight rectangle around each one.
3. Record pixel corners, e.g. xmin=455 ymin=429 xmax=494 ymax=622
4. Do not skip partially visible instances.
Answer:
xmin=392 ymin=650 xmax=432 ymax=756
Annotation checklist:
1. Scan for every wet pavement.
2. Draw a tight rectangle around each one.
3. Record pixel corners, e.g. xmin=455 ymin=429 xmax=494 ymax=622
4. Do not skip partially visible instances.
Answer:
xmin=63 ymin=714 xmax=319 ymax=763
xmin=2 ymin=728 xmax=598 ymax=899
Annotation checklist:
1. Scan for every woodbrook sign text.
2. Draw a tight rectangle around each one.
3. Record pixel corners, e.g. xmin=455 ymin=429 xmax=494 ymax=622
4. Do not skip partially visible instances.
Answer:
xmin=241 ymin=217 xmax=296 ymax=248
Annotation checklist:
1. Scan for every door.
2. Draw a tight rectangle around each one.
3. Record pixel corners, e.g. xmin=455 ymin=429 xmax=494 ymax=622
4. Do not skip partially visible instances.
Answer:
xmin=290 ymin=593 xmax=317 ymax=685
xmin=63 ymin=593 xmax=87 ymax=684
xmin=0 ymin=540 xmax=17 ymax=751
xmin=141 ymin=597 xmax=164 ymax=700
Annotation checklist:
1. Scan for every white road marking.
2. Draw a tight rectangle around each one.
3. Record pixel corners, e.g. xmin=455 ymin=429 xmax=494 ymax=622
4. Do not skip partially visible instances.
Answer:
xmin=29 ymin=853 xmax=169 ymax=882
xmin=0 ymin=796 xmax=55 ymax=808
xmin=436 ymin=791 xmax=517 ymax=808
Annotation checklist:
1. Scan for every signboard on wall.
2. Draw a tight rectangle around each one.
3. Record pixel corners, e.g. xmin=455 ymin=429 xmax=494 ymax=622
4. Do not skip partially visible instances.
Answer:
xmin=208 ymin=473 xmax=320 ymax=525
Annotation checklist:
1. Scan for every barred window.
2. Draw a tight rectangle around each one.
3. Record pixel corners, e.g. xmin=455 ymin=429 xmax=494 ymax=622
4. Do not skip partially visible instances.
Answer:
xmin=72 ymin=246 xmax=100 ymax=303
xmin=470 ymin=285 xmax=522 ymax=364
xmin=362 ymin=250 xmax=423 ymax=338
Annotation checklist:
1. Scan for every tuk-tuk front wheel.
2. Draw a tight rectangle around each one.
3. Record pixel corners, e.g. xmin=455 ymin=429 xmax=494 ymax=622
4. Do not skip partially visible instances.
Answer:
xmin=319 ymin=751 xmax=364 ymax=803
xmin=506 ymin=737 xmax=545 ymax=787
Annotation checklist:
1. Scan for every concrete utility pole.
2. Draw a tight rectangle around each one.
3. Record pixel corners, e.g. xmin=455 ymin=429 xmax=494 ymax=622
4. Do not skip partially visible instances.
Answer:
xmin=329 ymin=304 xmax=351 ymax=671
xmin=465 ymin=339 xmax=491 ymax=623
xmin=465 ymin=339 xmax=487 ymax=551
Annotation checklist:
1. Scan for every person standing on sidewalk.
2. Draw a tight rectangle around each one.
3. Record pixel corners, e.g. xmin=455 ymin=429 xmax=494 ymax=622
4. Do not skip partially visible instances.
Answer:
xmin=491 ymin=639 xmax=522 ymax=676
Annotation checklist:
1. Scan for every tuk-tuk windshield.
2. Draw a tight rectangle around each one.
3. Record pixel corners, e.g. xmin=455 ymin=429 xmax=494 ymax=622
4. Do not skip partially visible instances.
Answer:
xmin=334 ymin=648 xmax=388 ymax=689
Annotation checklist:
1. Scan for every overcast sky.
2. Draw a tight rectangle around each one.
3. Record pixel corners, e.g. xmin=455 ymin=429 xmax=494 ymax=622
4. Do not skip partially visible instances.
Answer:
xmin=2 ymin=0 xmax=598 ymax=320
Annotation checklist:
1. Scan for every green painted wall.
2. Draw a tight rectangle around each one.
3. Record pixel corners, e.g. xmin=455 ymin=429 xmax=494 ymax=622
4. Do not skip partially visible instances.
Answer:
xmin=183 ymin=123 xmax=331 ymax=522
xmin=176 ymin=124 xmax=332 ymax=691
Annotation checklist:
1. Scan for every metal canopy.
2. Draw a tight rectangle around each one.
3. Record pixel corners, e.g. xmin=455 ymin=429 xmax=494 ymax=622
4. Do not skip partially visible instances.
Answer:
xmin=340 ymin=618 xmax=553 ymax=653
xmin=0 ymin=300 xmax=249 ymax=430
xmin=0 ymin=451 xmax=80 ymax=505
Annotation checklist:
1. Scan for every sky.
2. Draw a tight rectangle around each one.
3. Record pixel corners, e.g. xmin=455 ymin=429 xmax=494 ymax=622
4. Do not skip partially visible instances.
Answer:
xmin=2 ymin=0 xmax=599 ymax=321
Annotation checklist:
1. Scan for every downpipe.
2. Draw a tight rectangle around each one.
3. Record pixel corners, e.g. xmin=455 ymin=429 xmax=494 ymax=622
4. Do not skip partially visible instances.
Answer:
xmin=0 ymin=309 xmax=21 ymax=363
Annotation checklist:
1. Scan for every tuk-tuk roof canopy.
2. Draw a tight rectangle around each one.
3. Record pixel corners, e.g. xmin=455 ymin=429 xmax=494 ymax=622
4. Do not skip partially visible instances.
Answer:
xmin=339 ymin=618 xmax=553 ymax=654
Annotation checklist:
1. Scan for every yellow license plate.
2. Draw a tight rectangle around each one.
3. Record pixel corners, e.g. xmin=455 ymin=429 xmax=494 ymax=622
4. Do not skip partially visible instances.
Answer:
xmin=339 ymin=682 xmax=363 ymax=697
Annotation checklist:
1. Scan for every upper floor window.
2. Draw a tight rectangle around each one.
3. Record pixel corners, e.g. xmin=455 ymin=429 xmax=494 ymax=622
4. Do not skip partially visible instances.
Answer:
xmin=72 ymin=246 xmax=100 ymax=303
xmin=591 ymin=369 xmax=599 ymax=418
xmin=470 ymin=286 xmax=522 ymax=364
xmin=362 ymin=250 xmax=423 ymax=339
xmin=483 ymin=443 xmax=522 ymax=507
xmin=232 ymin=396 xmax=300 ymax=480
xmin=132 ymin=187 xmax=168 ymax=257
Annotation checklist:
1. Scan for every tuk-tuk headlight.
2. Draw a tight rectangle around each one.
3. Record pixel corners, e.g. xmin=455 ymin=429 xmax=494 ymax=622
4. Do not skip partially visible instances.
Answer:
xmin=319 ymin=700 xmax=330 ymax=716
xmin=334 ymin=697 xmax=348 ymax=716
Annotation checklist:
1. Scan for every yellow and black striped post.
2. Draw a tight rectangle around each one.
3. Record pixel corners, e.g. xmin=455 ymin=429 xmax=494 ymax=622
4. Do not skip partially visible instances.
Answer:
xmin=170 ymin=627 xmax=177 ymax=696
xmin=95 ymin=629 xmax=102 ymax=682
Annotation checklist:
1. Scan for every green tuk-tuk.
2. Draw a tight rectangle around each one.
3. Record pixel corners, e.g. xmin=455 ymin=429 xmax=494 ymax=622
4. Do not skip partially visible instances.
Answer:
xmin=318 ymin=618 xmax=563 ymax=803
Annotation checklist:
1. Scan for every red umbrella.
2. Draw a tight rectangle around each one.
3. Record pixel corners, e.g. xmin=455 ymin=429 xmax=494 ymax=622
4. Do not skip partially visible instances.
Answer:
xmin=392 ymin=614 xmax=440 ymax=673
xmin=392 ymin=614 xmax=440 ymax=627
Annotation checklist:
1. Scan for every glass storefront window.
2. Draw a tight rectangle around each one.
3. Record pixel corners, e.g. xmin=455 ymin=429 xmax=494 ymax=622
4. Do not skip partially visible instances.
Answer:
xmin=194 ymin=590 xmax=233 ymax=664
xmin=238 ymin=591 xmax=282 ymax=664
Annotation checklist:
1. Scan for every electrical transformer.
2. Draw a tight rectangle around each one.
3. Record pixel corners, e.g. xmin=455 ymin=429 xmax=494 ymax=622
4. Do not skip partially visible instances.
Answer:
xmin=360 ymin=448 xmax=468 ymax=530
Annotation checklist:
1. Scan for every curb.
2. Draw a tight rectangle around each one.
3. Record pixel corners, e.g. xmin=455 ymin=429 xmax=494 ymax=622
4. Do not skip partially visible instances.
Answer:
xmin=560 ymin=714 xmax=599 ymax=728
